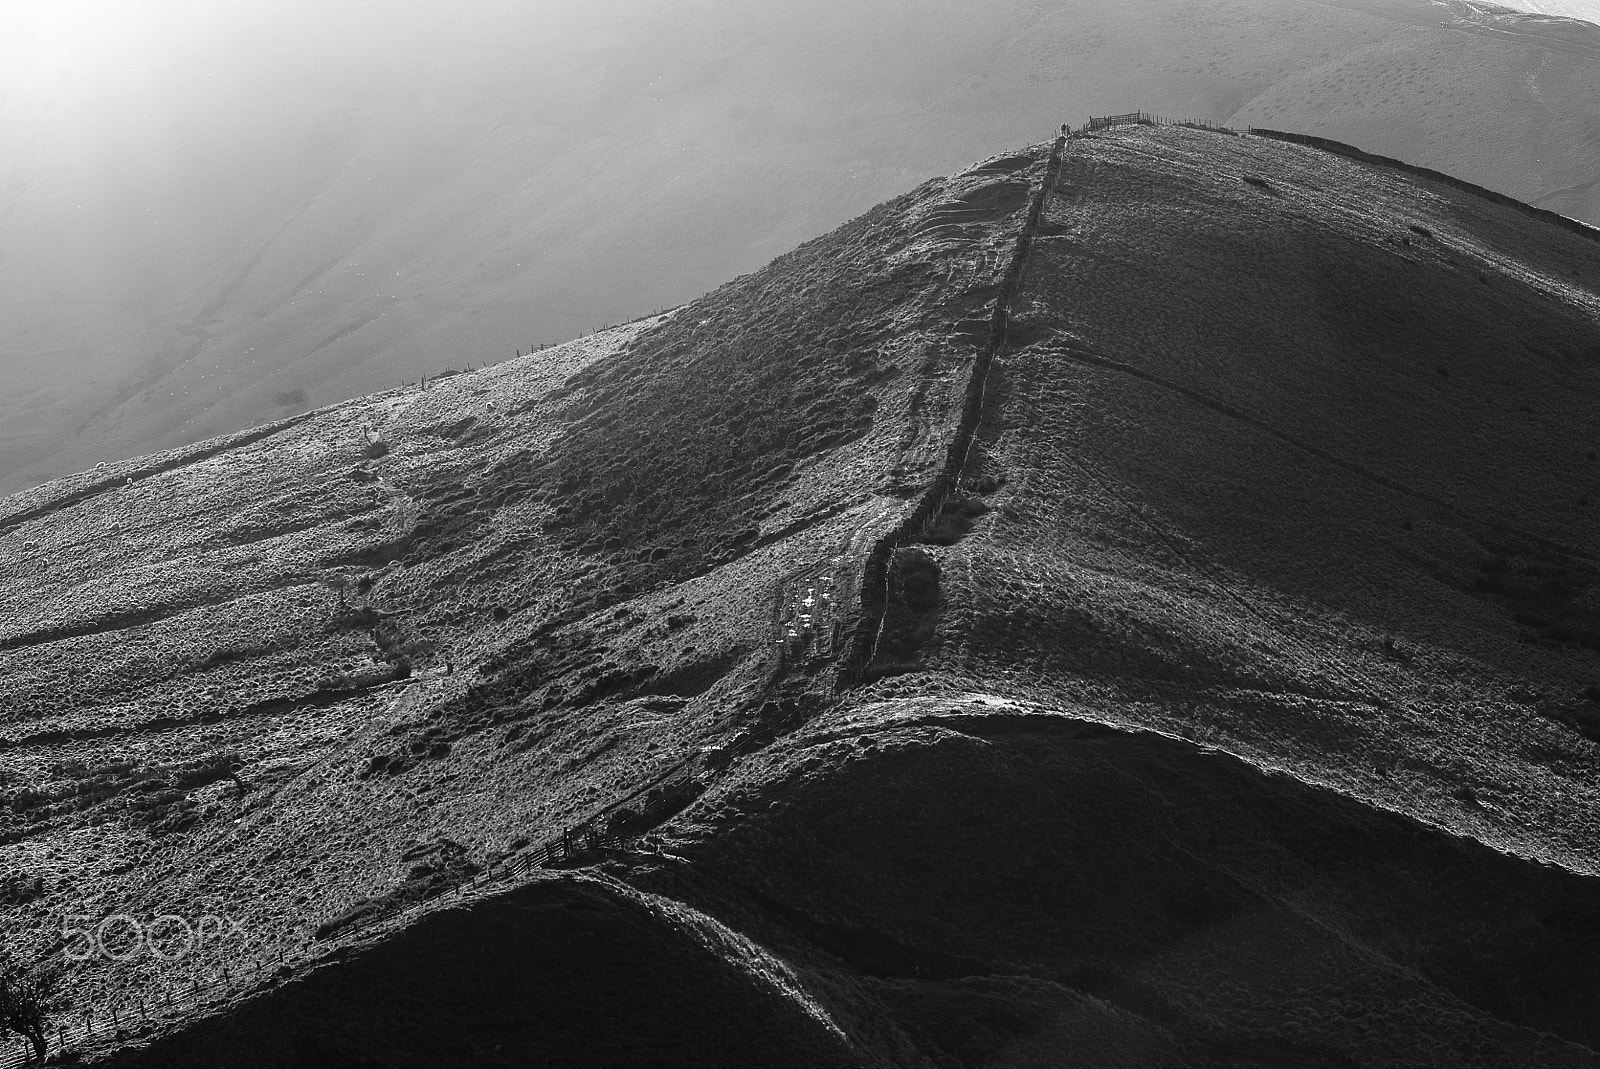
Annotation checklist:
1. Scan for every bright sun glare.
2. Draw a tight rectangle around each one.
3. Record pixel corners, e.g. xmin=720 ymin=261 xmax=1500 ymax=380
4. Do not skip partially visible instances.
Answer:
xmin=9 ymin=0 xmax=205 ymax=96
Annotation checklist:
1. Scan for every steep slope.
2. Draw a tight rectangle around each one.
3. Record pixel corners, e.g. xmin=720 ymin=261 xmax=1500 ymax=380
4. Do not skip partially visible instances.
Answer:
xmin=919 ymin=125 xmax=1600 ymax=870
xmin=6 ymin=0 xmax=1600 ymax=497
xmin=0 ymin=144 xmax=1050 ymax=1057
xmin=2 ymin=128 xmax=1599 ymax=1067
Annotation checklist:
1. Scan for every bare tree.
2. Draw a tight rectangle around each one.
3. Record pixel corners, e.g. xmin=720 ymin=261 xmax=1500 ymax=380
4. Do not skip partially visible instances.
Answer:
xmin=0 ymin=958 xmax=64 ymax=1062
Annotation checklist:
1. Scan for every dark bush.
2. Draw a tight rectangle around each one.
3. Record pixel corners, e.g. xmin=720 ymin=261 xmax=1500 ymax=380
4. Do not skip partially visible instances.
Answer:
xmin=0 ymin=958 xmax=64 ymax=1062
xmin=0 ymin=876 xmax=44 ymax=905
xmin=604 ymin=807 xmax=643 ymax=837
xmin=965 ymin=474 xmax=1003 ymax=494
xmin=4 ymin=787 xmax=50 ymax=814
xmin=920 ymin=496 xmax=991 ymax=546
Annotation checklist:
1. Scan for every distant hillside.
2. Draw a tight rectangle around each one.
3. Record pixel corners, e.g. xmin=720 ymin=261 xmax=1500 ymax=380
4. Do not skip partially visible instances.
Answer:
xmin=1501 ymin=0 xmax=1600 ymax=22
xmin=3 ymin=0 xmax=1600 ymax=500
xmin=3 ymin=126 xmax=1599 ymax=1067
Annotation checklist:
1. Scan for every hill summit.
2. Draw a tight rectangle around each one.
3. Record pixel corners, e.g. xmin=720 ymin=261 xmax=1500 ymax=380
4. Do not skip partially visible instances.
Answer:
xmin=2 ymin=125 xmax=1600 ymax=1068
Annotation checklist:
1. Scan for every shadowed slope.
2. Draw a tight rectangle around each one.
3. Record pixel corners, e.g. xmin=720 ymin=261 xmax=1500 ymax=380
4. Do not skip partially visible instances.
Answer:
xmin=100 ymin=875 xmax=866 ymax=1069
xmin=917 ymin=125 xmax=1600 ymax=868
xmin=655 ymin=696 xmax=1600 ymax=1067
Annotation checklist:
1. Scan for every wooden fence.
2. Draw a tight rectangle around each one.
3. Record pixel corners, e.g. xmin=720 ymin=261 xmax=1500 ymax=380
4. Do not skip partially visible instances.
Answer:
xmin=1082 ymin=111 xmax=1235 ymax=134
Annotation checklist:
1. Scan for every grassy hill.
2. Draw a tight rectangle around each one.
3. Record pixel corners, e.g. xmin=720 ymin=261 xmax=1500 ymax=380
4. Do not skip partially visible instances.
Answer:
xmin=4 ymin=0 xmax=1600 ymax=501
xmin=1 ymin=126 xmax=1598 ymax=1067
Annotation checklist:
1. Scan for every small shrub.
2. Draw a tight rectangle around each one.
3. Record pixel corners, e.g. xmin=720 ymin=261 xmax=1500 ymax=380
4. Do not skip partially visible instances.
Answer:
xmin=1241 ymin=175 xmax=1271 ymax=189
xmin=604 ymin=807 xmax=642 ymax=837
xmin=965 ymin=474 xmax=1003 ymax=495
xmin=0 ymin=876 xmax=44 ymax=905
xmin=1408 ymin=224 xmax=1433 ymax=238
xmin=4 ymin=787 xmax=50 ymax=814
xmin=0 ymin=958 xmax=64 ymax=1062
xmin=920 ymin=496 xmax=991 ymax=546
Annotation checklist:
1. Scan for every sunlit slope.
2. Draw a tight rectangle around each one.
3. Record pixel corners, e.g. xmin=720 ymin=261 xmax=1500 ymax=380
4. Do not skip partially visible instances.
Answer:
xmin=915 ymin=125 xmax=1600 ymax=870
xmin=5 ymin=0 xmax=1600 ymax=497
xmin=1501 ymin=0 xmax=1600 ymax=21
xmin=0 ymin=146 xmax=1045 ymax=1027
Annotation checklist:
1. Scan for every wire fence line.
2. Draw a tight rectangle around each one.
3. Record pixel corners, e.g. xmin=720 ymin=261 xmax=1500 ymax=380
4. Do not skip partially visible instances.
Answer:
xmin=0 ymin=945 xmax=293 ymax=1067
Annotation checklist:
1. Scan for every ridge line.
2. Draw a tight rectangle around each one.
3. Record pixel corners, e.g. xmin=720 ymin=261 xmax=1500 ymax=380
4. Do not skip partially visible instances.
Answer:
xmin=837 ymin=134 xmax=1070 ymax=687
